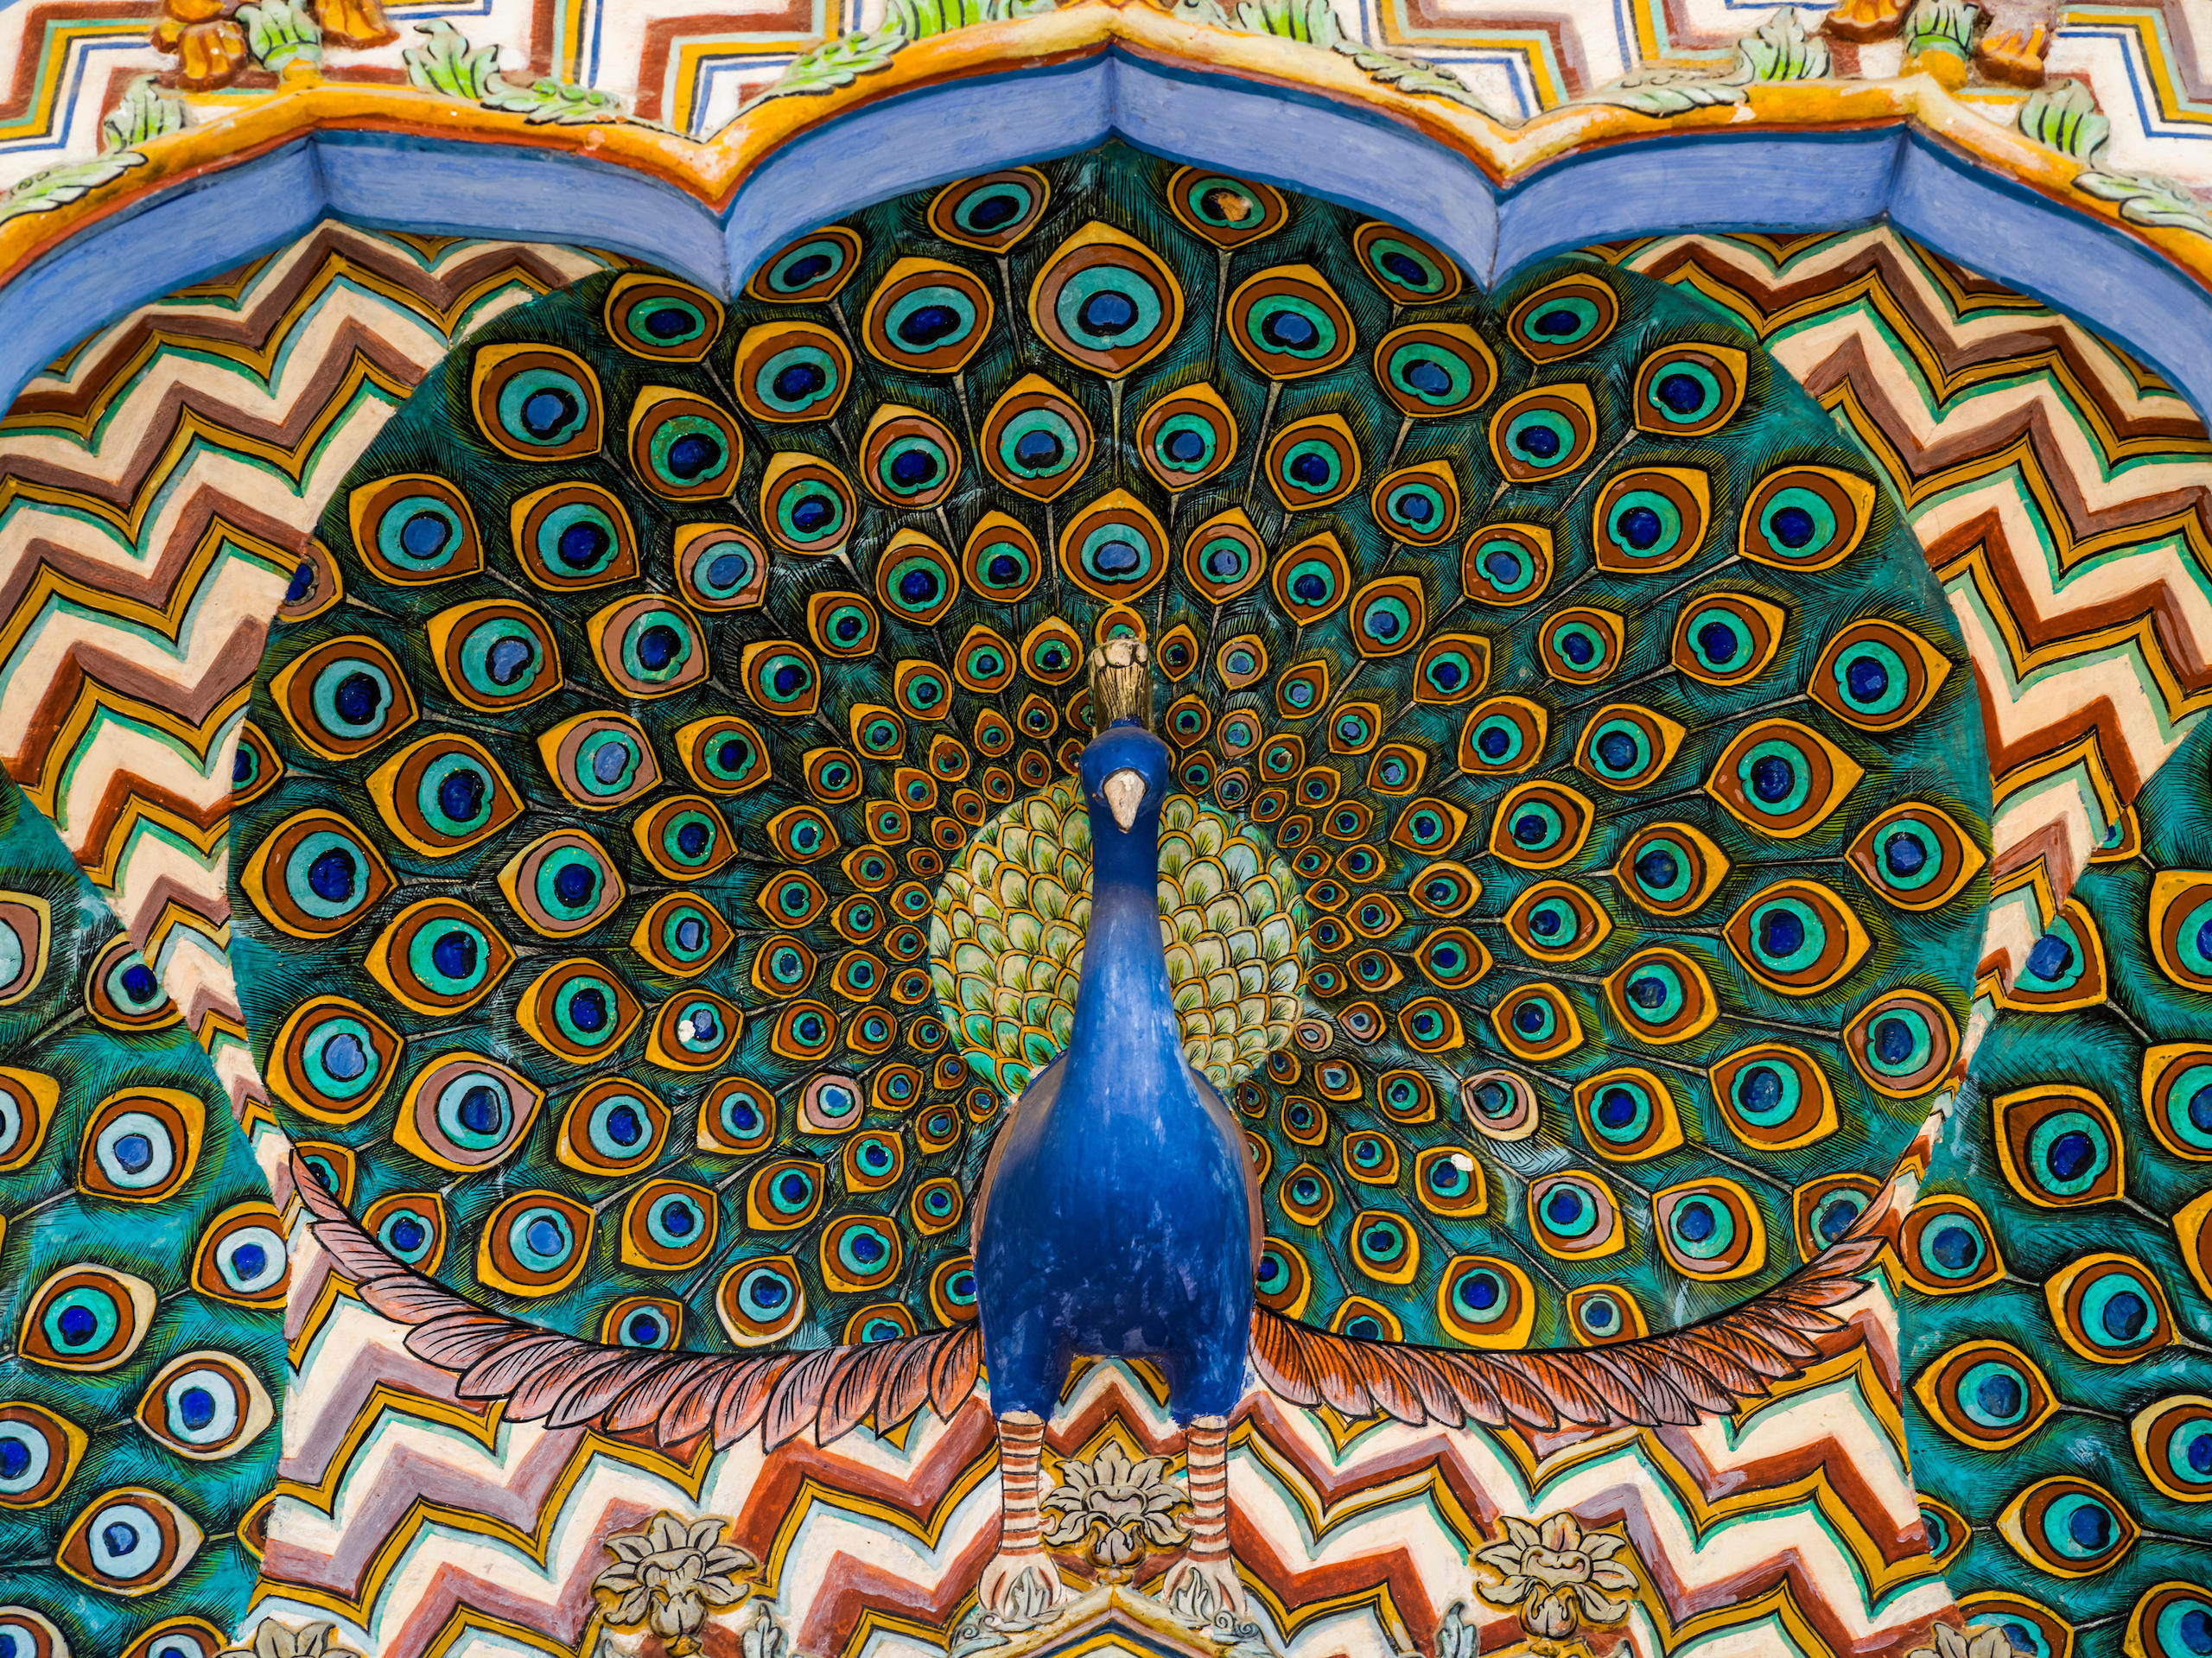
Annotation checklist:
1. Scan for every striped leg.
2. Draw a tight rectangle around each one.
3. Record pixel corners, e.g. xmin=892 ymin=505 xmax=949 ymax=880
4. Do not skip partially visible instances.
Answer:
xmin=979 ymin=1412 xmax=1065 ymax=1618
xmin=1164 ymin=1416 xmax=1245 ymax=1617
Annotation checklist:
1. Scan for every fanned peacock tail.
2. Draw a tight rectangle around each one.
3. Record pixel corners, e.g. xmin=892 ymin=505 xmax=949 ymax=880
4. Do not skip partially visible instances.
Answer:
xmin=0 ymin=777 xmax=282 ymax=1657
xmin=228 ymin=140 xmax=1990 ymax=1371
xmin=1901 ymin=717 xmax=2212 ymax=1658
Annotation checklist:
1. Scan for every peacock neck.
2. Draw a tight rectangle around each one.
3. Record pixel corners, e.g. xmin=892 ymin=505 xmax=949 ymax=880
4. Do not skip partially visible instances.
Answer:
xmin=1063 ymin=796 xmax=1185 ymax=1106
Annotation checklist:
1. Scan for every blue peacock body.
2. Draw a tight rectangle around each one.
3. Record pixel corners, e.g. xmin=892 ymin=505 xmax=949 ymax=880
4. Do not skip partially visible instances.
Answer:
xmin=228 ymin=142 xmax=1992 ymax=1389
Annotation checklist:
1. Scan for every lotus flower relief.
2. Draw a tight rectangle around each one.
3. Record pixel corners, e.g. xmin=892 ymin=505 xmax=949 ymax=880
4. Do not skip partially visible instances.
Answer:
xmin=593 ymin=1512 xmax=756 ymax=1655
xmin=1039 ymin=1439 xmax=1190 ymax=1572
xmin=1475 ymin=1513 xmax=1637 ymax=1641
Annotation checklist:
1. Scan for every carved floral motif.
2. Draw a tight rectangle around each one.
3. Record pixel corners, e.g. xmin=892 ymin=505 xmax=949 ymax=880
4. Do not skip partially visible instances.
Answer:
xmin=593 ymin=1513 xmax=757 ymax=1656
xmin=1475 ymin=1514 xmax=1637 ymax=1642
xmin=1039 ymin=1440 xmax=1190 ymax=1571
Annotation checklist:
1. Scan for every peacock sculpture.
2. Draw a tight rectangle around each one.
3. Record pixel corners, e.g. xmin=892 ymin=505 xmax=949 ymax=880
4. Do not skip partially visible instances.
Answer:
xmin=1898 ymin=715 xmax=2212 ymax=1658
xmin=231 ymin=142 xmax=1995 ymax=1621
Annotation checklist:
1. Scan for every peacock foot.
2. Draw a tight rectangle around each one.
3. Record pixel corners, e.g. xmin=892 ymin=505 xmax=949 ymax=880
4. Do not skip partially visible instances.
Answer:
xmin=978 ymin=1548 xmax=1065 ymax=1624
xmin=1161 ymin=1551 xmax=1247 ymax=1624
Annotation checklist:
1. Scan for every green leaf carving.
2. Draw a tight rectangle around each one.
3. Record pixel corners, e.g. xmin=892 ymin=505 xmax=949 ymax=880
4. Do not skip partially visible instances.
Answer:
xmin=482 ymin=75 xmax=629 ymax=124
xmin=1332 ymin=40 xmax=1500 ymax=116
xmin=737 ymin=0 xmax=1055 ymax=113
xmin=405 ymin=18 xmax=637 ymax=124
xmin=1739 ymin=8 xmax=1828 ymax=80
xmin=404 ymin=19 xmax=502 ymax=100
xmin=888 ymin=0 xmax=1055 ymax=36
xmin=759 ymin=23 xmax=910 ymax=99
xmin=1902 ymin=0 xmax=1976 ymax=60
xmin=238 ymin=0 xmax=324 ymax=73
xmin=1581 ymin=8 xmax=1827 ymax=116
xmin=2019 ymin=77 xmax=2110 ymax=163
xmin=2075 ymin=168 xmax=2212 ymax=236
xmin=1172 ymin=0 xmax=1504 ymax=118
xmin=1230 ymin=0 xmax=1342 ymax=44
xmin=1583 ymin=62 xmax=1751 ymax=115
xmin=0 ymin=152 xmax=148 ymax=225
xmin=2019 ymin=76 xmax=2212 ymax=238
xmin=99 ymin=76 xmax=187 ymax=153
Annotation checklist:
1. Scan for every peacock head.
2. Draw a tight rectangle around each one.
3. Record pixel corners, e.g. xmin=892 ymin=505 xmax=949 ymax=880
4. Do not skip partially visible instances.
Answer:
xmin=1080 ymin=721 xmax=1173 ymax=840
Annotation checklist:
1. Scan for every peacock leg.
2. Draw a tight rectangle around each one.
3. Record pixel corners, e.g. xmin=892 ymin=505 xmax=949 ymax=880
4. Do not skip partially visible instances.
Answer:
xmin=978 ymin=1411 xmax=1066 ymax=1619
xmin=1162 ymin=1415 xmax=1245 ymax=1617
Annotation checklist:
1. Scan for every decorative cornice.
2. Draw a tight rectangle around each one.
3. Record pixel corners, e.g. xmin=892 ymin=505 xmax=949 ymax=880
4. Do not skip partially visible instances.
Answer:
xmin=0 ymin=0 xmax=2204 ymax=303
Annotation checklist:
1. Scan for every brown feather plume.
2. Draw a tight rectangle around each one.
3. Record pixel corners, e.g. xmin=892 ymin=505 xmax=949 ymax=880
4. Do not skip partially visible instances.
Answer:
xmin=1246 ymin=1235 xmax=1874 ymax=1431
xmin=288 ymin=1154 xmax=981 ymax=1448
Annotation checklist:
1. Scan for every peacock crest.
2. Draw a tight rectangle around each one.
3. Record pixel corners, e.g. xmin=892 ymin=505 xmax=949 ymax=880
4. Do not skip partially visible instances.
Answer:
xmin=228 ymin=140 xmax=1993 ymax=1361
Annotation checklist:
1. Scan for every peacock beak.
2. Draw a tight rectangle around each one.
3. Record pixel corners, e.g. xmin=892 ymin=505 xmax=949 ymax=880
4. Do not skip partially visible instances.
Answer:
xmin=1102 ymin=769 xmax=1147 ymax=832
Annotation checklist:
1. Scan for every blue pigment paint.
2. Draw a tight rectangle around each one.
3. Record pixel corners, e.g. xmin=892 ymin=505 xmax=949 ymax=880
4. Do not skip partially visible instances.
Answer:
xmin=975 ymin=720 xmax=1257 ymax=1421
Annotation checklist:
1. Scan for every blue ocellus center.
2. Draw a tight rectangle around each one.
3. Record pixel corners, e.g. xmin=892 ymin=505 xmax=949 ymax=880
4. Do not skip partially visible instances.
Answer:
xmin=1750 ymin=755 xmax=1796 ymax=802
xmin=2025 ymin=932 xmax=2072 ymax=979
xmin=1619 ymin=506 xmax=1662 ymax=547
xmin=521 ymin=388 xmax=577 ymax=437
xmin=1404 ymin=357 xmax=1452 ymax=395
xmin=666 ymin=432 xmax=720 ymax=479
xmin=333 ymin=672 xmax=383 ymax=726
xmin=897 ymin=305 xmax=961 ymax=346
xmin=774 ymin=362 xmax=825 ymax=401
xmin=308 ymin=848 xmax=357 ymax=902
xmin=1078 ymin=291 xmax=1138 ymax=336
xmin=323 ymin=1034 xmax=366 ymax=1079
xmin=1770 ymin=505 xmax=1816 ymax=545
xmin=557 ymin=522 xmax=608 ymax=568
xmin=487 ymin=638 xmax=534 ymax=684
xmin=1758 ymin=910 xmax=1805 ymax=956
xmin=178 ymin=1386 xmax=216 ymax=1431
xmin=401 ymin=511 xmax=448 ymax=558
xmin=431 ymin=929 xmax=477 ymax=979
xmin=438 ymin=770 xmax=484 ymax=823
xmin=458 ymin=1085 xmax=503 ymax=1135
